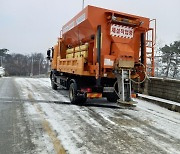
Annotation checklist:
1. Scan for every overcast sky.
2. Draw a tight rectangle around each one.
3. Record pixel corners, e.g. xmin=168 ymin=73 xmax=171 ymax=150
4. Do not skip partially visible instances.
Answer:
xmin=0 ymin=0 xmax=180 ymax=54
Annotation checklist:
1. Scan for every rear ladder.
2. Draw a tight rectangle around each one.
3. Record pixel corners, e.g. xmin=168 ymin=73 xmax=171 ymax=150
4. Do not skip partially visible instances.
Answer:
xmin=146 ymin=19 xmax=156 ymax=77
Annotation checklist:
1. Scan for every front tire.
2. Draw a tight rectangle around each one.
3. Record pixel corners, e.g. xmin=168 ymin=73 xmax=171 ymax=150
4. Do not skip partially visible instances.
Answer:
xmin=51 ymin=73 xmax=57 ymax=90
xmin=106 ymin=92 xmax=119 ymax=102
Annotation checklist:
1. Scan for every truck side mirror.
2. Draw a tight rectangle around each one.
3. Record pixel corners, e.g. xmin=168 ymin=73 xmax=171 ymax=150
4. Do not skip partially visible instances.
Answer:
xmin=51 ymin=47 xmax=54 ymax=58
xmin=47 ymin=49 xmax=51 ymax=60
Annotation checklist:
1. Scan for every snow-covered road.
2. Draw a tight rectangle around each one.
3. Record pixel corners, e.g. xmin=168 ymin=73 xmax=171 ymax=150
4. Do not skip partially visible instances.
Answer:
xmin=2 ymin=77 xmax=180 ymax=154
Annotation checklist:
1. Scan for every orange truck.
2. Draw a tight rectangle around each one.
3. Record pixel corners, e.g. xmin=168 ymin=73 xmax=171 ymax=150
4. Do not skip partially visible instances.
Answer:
xmin=47 ymin=5 xmax=156 ymax=104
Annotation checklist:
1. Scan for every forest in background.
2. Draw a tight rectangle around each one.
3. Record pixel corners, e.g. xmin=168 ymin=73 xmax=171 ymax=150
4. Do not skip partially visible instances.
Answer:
xmin=0 ymin=49 xmax=48 ymax=76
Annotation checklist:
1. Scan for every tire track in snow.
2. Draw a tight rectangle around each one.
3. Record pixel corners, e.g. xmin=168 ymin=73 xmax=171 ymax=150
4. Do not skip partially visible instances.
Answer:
xmin=26 ymin=79 xmax=169 ymax=153
xmin=15 ymin=78 xmax=67 ymax=154
xmin=15 ymin=78 xmax=180 ymax=154
xmin=27 ymin=92 xmax=66 ymax=154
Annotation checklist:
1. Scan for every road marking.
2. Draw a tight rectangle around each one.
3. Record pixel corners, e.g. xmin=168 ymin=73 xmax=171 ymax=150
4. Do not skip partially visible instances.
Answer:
xmin=28 ymin=93 xmax=66 ymax=154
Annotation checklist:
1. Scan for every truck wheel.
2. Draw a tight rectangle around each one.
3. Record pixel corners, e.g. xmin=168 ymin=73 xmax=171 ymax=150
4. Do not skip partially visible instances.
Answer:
xmin=69 ymin=82 xmax=79 ymax=104
xmin=69 ymin=82 xmax=87 ymax=104
xmin=79 ymin=97 xmax=87 ymax=104
xmin=51 ymin=74 xmax=57 ymax=90
xmin=106 ymin=92 xmax=119 ymax=102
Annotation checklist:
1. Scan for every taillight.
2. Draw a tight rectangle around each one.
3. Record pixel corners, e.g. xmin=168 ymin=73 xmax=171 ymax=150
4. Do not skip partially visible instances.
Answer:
xmin=86 ymin=88 xmax=92 ymax=93
xmin=81 ymin=88 xmax=92 ymax=93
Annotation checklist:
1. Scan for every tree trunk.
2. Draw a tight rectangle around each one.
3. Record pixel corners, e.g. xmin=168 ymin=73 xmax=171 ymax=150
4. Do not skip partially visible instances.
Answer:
xmin=166 ymin=57 xmax=171 ymax=77
xmin=172 ymin=54 xmax=178 ymax=78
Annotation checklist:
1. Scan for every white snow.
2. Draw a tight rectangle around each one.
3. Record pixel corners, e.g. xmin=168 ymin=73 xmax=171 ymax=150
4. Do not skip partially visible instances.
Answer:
xmin=133 ymin=99 xmax=180 ymax=139
xmin=0 ymin=66 xmax=5 ymax=76
xmin=150 ymin=77 xmax=180 ymax=82
xmin=24 ymin=102 xmax=55 ymax=154
xmin=138 ymin=93 xmax=180 ymax=106
xmin=15 ymin=77 xmax=180 ymax=154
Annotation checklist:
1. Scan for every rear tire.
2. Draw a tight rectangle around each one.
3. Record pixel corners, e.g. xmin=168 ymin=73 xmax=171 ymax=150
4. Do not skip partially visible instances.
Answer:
xmin=69 ymin=82 xmax=87 ymax=104
xmin=106 ymin=92 xmax=119 ymax=102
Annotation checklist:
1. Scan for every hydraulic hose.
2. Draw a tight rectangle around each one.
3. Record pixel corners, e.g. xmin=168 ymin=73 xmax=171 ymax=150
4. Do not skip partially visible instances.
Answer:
xmin=130 ymin=62 xmax=150 ymax=84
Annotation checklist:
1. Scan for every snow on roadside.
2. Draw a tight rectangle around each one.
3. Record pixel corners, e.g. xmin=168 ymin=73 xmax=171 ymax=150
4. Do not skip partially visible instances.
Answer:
xmin=15 ymin=77 xmax=180 ymax=154
xmin=37 ymin=103 xmax=92 ymax=154
xmin=24 ymin=103 xmax=55 ymax=154
xmin=91 ymin=99 xmax=180 ymax=153
xmin=16 ymin=78 xmax=56 ymax=154
xmin=133 ymin=98 xmax=180 ymax=140
xmin=15 ymin=78 xmax=92 ymax=153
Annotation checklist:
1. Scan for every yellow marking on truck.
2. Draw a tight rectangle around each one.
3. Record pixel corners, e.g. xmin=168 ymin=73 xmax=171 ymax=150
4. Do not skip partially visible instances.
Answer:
xmin=28 ymin=93 xmax=66 ymax=154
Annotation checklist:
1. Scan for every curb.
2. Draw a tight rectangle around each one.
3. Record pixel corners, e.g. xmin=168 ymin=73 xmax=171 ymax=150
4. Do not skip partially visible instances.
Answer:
xmin=137 ymin=94 xmax=180 ymax=113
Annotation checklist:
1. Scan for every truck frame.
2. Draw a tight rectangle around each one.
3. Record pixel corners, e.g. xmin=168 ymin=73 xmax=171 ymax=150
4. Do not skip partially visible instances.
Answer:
xmin=47 ymin=5 xmax=156 ymax=105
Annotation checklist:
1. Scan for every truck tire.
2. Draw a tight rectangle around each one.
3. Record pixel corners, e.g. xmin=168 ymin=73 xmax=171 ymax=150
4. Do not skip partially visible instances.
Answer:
xmin=51 ymin=80 xmax=57 ymax=90
xmin=106 ymin=92 xmax=119 ymax=102
xmin=69 ymin=82 xmax=87 ymax=104
xmin=51 ymin=73 xmax=57 ymax=90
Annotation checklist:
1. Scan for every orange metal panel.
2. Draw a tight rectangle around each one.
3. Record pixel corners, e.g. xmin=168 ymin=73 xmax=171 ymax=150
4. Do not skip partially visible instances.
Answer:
xmin=62 ymin=5 xmax=150 ymax=62
xmin=57 ymin=57 xmax=94 ymax=76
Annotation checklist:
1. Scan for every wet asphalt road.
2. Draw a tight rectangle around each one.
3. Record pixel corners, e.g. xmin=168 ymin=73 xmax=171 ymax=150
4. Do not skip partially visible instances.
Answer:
xmin=0 ymin=77 xmax=34 ymax=154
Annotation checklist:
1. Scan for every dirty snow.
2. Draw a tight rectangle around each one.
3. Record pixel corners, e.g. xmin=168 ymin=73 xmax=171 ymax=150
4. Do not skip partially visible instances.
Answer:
xmin=15 ymin=78 xmax=180 ymax=154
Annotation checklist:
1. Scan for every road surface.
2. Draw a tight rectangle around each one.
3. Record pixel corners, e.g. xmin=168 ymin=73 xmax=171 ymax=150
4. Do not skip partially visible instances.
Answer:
xmin=0 ymin=77 xmax=180 ymax=154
